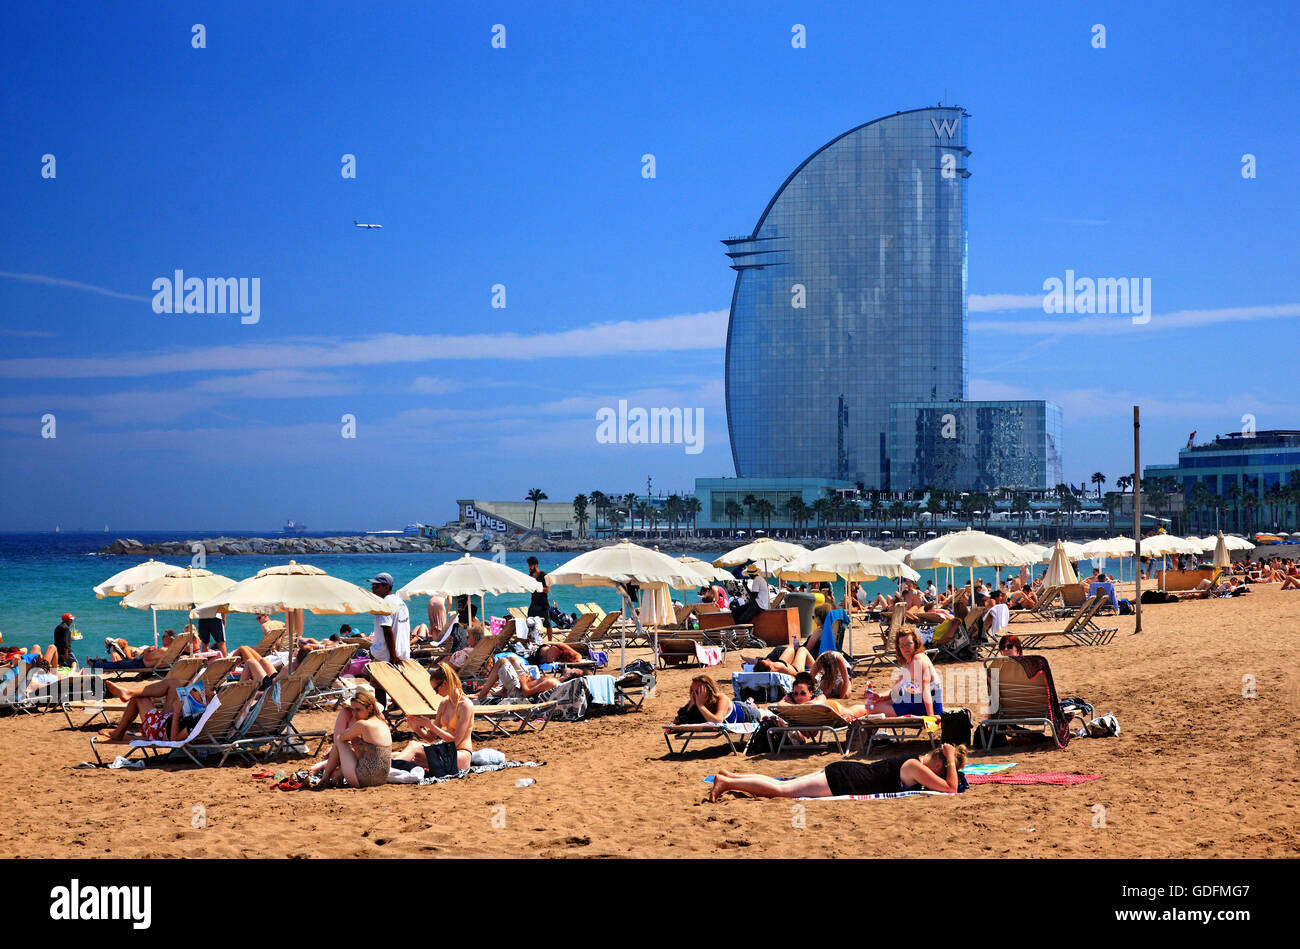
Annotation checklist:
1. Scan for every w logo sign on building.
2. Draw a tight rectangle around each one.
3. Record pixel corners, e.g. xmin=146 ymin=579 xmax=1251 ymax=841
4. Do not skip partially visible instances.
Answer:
xmin=930 ymin=116 xmax=960 ymax=139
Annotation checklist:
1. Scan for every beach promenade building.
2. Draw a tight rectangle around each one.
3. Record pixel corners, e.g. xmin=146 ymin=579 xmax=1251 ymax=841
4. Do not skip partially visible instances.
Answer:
xmin=723 ymin=106 xmax=970 ymax=488
xmin=888 ymin=400 xmax=1064 ymax=493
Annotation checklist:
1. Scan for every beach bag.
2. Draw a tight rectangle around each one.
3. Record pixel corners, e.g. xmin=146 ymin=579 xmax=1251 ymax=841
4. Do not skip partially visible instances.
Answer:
xmin=1118 ymin=599 xmax=1133 ymax=615
xmin=1087 ymin=713 xmax=1121 ymax=738
xmin=940 ymin=708 xmax=973 ymax=745
xmin=745 ymin=719 xmax=779 ymax=755
xmin=623 ymin=659 xmax=655 ymax=678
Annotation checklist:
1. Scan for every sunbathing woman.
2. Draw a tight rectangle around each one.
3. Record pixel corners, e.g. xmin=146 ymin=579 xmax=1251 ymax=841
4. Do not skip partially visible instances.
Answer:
xmin=391 ymin=662 xmax=474 ymax=777
xmin=1281 ymin=564 xmax=1300 ymax=590
xmin=678 ymin=674 xmax=763 ymax=725
xmin=863 ymin=627 xmax=943 ymax=718
xmin=709 ymin=743 xmax=967 ymax=801
xmin=309 ymin=685 xmax=391 ymax=788
xmin=92 ymin=629 xmax=190 ymax=671
xmin=97 ymin=679 xmax=207 ymax=744
xmin=531 ymin=641 xmax=583 ymax=665
xmin=474 ymin=653 xmax=584 ymax=702
xmin=752 ymin=638 xmax=815 ymax=675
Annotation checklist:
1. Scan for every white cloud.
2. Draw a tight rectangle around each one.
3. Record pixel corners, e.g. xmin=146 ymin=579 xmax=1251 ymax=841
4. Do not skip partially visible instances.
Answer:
xmin=971 ymin=303 xmax=1300 ymax=335
xmin=0 ymin=310 xmax=730 ymax=380
xmin=969 ymin=293 xmax=1044 ymax=312
xmin=410 ymin=376 xmax=461 ymax=394
xmin=0 ymin=270 xmax=152 ymax=303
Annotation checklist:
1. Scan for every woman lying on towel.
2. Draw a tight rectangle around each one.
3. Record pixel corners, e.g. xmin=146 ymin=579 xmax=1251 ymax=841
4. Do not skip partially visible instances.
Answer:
xmin=709 ymin=743 xmax=967 ymax=801
xmin=97 ymin=679 xmax=207 ymax=744
xmin=308 ymin=685 xmax=391 ymax=788
xmin=391 ymin=662 xmax=473 ymax=777
xmin=675 ymin=674 xmax=764 ymax=726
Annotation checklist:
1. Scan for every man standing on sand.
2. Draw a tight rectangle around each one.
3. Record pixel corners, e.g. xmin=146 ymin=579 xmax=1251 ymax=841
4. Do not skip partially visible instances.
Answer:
xmin=53 ymin=612 xmax=76 ymax=669
xmin=368 ymin=572 xmax=409 ymax=706
xmin=527 ymin=557 xmax=553 ymax=637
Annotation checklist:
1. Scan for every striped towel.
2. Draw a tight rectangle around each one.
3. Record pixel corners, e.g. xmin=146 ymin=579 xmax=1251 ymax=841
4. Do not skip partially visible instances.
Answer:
xmin=965 ymin=772 xmax=1101 ymax=786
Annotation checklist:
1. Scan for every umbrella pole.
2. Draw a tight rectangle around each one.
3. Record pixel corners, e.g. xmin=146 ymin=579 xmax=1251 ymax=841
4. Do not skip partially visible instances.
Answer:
xmin=152 ymin=608 xmax=158 ymax=647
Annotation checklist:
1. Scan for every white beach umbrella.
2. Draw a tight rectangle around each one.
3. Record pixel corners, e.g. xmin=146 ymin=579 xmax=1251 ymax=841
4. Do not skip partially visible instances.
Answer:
xmin=713 ymin=537 xmax=809 ymax=572
xmin=1222 ymin=535 xmax=1255 ymax=551
xmin=194 ymin=561 xmax=393 ymax=661
xmin=1020 ymin=543 xmax=1051 ymax=563
xmin=550 ymin=539 xmax=703 ymax=671
xmin=93 ymin=559 xmax=176 ymax=598
xmin=397 ymin=554 xmax=540 ymax=599
xmin=1043 ymin=541 xmax=1080 ymax=588
xmin=122 ymin=567 xmax=236 ymax=646
xmin=675 ymin=555 xmax=735 ymax=586
xmin=906 ymin=529 xmax=1036 ymax=591
xmin=1211 ymin=532 xmax=1231 ymax=581
xmin=776 ymin=541 xmax=920 ymax=656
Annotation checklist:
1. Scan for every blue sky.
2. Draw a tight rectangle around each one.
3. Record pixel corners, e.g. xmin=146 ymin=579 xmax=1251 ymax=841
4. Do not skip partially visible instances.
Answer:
xmin=1 ymin=1 xmax=1297 ymax=530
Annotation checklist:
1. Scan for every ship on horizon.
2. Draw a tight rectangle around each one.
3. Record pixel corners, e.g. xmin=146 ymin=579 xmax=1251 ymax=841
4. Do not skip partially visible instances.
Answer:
xmin=279 ymin=519 xmax=309 ymax=535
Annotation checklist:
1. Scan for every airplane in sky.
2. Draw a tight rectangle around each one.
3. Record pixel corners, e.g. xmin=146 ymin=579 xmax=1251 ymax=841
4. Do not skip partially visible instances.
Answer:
xmin=353 ymin=220 xmax=382 ymax=228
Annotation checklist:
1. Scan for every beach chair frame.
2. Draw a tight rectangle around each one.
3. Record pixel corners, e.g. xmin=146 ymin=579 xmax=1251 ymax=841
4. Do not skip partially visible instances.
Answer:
xmin=764 ymin=703 xmax=855 ymax=755
xmin=848 ymin=715 xmax=940 ymax=756
xmin=662 ymin=722 xmax=757 ymax=756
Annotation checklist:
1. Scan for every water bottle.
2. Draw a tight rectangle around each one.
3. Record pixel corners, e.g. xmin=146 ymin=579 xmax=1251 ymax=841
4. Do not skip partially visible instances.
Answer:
xmin=515 ymin=777 xmax=536 ymax=788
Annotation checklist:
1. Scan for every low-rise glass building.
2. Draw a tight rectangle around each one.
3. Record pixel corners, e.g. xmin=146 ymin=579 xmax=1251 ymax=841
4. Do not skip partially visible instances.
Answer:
xmin=1145 ymin=430 xmax=1300 ymax=502
xmin=887 ymin=400 xmax=1063 ymax=493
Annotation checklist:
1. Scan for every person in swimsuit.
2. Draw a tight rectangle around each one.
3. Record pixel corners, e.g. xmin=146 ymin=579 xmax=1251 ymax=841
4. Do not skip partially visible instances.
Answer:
xmin=752 ymin=637 xmax=815 ymax=675
xmin=474 ymin=653 xmax=585 ymax=702
xmin=708 ymin=743 xmax=967 ymax=801
xmin=812 ymin=651 xmax=853 ymax=702
xmin=310 ymin=685 xmax=391 ymax=788
xmin=391 ymin=662 xmax=474 ymax=776
xmin=97 ymin=679 xmax=207 ymax=743
xmin=864 ymin=627 xmax=943 ymax=717
xmin=678 ymin=674 xmax=762 ymax=725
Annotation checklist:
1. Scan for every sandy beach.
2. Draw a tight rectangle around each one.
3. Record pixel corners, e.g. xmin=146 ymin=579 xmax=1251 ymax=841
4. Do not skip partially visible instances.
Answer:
xmin=2 ymin=585 xmax=1297 ymax=859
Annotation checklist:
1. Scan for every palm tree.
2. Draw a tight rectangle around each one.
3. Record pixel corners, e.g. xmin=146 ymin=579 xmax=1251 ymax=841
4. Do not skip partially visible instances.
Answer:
xmin=1242 ymin=492 xmax=1261 ymax=536
xmin=572 ymin=494 xmax=589 ymax=539
xmin=742 ymin=494 xmax=758 ymax=535
xmin=665 ymin=494 xmax=684 ymax=538
xmin=683 ymin=496 xmax=702 ymax=535
xmin=1091 ymin=471 xmax=1106 ymax=501
xmin=1116 ymin=474 xmax=1133 ymax=498
xmin=812 ymin=498 xmax=834 ymax=538
xmin=869 ymin=493 xmax=884 ymax=539
xmin=634 ymin=501 xmax=654 ymax=536
xmin=1224 ymin=480 xmax=1241 ymax=533
xmin=608 ymin=508 xmax=626 ymax=535
xmin=1011 ymin=491 xmax=1031 ymax=540
xmin=960 ymin=494 xmax=977 ymax=530
xmin=525 ymin=488 xmax=548 ymax=528
xmin=724 ymin=500 xmax=744 ymax=534
xmin=589 ymin=490 xmax=608 ymax=533
xmin=1190 ymin=483 xmax=1211 ymax=535
xmin=784 ymin=496 xmax=802 ymax=533
xmin=755 ymin=498 xmax=776 ymax=532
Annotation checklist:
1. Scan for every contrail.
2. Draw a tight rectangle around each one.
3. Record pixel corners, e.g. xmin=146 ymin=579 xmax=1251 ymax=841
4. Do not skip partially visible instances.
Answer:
xmin=0 ymin=270 xmax=152 ymax=303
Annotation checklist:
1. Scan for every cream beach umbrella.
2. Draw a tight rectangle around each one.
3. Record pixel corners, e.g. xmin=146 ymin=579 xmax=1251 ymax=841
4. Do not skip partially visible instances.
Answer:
xmin=776 ymin=541 xmax=920 ymax=655
xmin=1211 ymin=532 xmax=1231 ymax=584
xmin=676 ymin=555 xmax=735 ymax=586
xmin=122 ymin=567 xmax=236 ymax=647
xmin=1020 ymin=543 xmax=1051 ymax=563
xmin=906 ymin=529 xmax=1036 ymax=593
xmin=1222 ymin=534 xmax=1255 ymax=551
xmin=397 ymin=554 xmax=541 ymax=642
xmin=193 ymin=561 xmax=393 ymax=662
xmin=93 ymin=559 xmax=176 ymax=598
xmin=550 ymin=539 xmax=702 ymax=671
xmin=713 ymin=537 xmax=809 ymax=572
xmin=1042 ymin=542 xmax=1079 ymax=588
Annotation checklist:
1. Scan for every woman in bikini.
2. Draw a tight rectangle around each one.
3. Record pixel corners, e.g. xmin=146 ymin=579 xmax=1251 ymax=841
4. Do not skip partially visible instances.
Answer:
xmin=391 ymin=661 xmax=474 ymax=777
xmin=676 ymin=674 xmax=763 ymax=726
xmin=864 ymin=627 xmax=943 ymax=718
xmin=709 ymin=743 xmax=966 ymax=801
xmin=310 ymin=685 xmax=391 ymax=788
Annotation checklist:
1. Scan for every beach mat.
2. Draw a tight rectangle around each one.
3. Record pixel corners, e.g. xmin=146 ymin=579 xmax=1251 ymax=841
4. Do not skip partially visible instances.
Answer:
xmin=412 ymin=759 xmax=543 ymax=786
xmin=966 ymin=772 xmax=1100 ymax=786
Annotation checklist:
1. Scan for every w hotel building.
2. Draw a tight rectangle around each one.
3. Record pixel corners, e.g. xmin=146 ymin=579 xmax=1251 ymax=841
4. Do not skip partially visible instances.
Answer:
xmin=721 ymin=106 xmax=1060 ymax=494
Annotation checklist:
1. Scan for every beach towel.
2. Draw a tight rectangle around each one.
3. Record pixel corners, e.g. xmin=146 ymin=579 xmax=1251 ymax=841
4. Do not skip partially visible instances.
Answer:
xmin=413 ymin=759 xmax=543 ymax=786
xmin=732 ymin=671 xmax=793 ymax=703
xmin=960 ymin=762 xmax=1017 ymax=775
xmin=583 ymin=673 xmax=617 ymax=706
xmin=694 ymin=643 xmax=723 ymax=666
xmin=817 ymin=609 xmax=850 ymax=654
xmin=965 ymin=772 xmax=1101 ymax=786
xmin=489 ymin=616 xmax=507 ymax=635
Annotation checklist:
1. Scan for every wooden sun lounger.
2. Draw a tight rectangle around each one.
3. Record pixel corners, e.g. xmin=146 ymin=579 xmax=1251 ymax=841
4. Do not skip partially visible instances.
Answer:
xmin=88 ymin=680 xmax=260 ymax=768
xmin=196 ymin=656 xmax=240 ymax=693
xmin=764 ymin=703 xmax=856 ymax=755
xmin=456 ymin=629 xmax=515 ymax=683
xmin=472 ymin=701 xmax=557 ymax=737
xmin=1010 ymin=585 xmax=1064 ymax=622
xmin=662 ymin=721 xmax=758 ymax=756
xmin=1013 ymin=594 xmax=1118 ymax=649
xmin=976 ymin=657 xmax=1072 ymax=749
xmin=366 ymin=661 xmax=439 ymax=724
xmin=229 ymin=673 xmax=327 ymax=760
xmin=556 ymin=612 xmax=597 ymax=644
xmin=252 ymin=625 xmax=288 ymax=655
xmin=147 ymin=632 xmax=200 ymax=680
xmin=301 ymin=644 xmax=358 ymax=708
xmin=849 ymin=714 xmax=940 ymax=756
xmin=655 ymin=637 xmax=722 ymax=669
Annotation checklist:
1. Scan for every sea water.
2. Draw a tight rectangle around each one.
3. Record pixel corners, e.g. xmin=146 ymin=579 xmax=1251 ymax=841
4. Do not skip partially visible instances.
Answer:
xmin=0 ymin=531 xmax=1086 ymax=652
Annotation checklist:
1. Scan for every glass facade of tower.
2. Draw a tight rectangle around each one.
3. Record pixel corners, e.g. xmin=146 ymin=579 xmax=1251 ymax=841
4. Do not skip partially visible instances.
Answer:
xmin=724 ymin=107 xmax=970 ymax=488
xmin=888 ymin=401 xmax=1064 ymax=493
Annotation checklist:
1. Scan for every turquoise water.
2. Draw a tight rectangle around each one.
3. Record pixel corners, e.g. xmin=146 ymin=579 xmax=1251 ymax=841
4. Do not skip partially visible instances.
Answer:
xmin=0 ymin=531 xmax=1108 ymax=654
